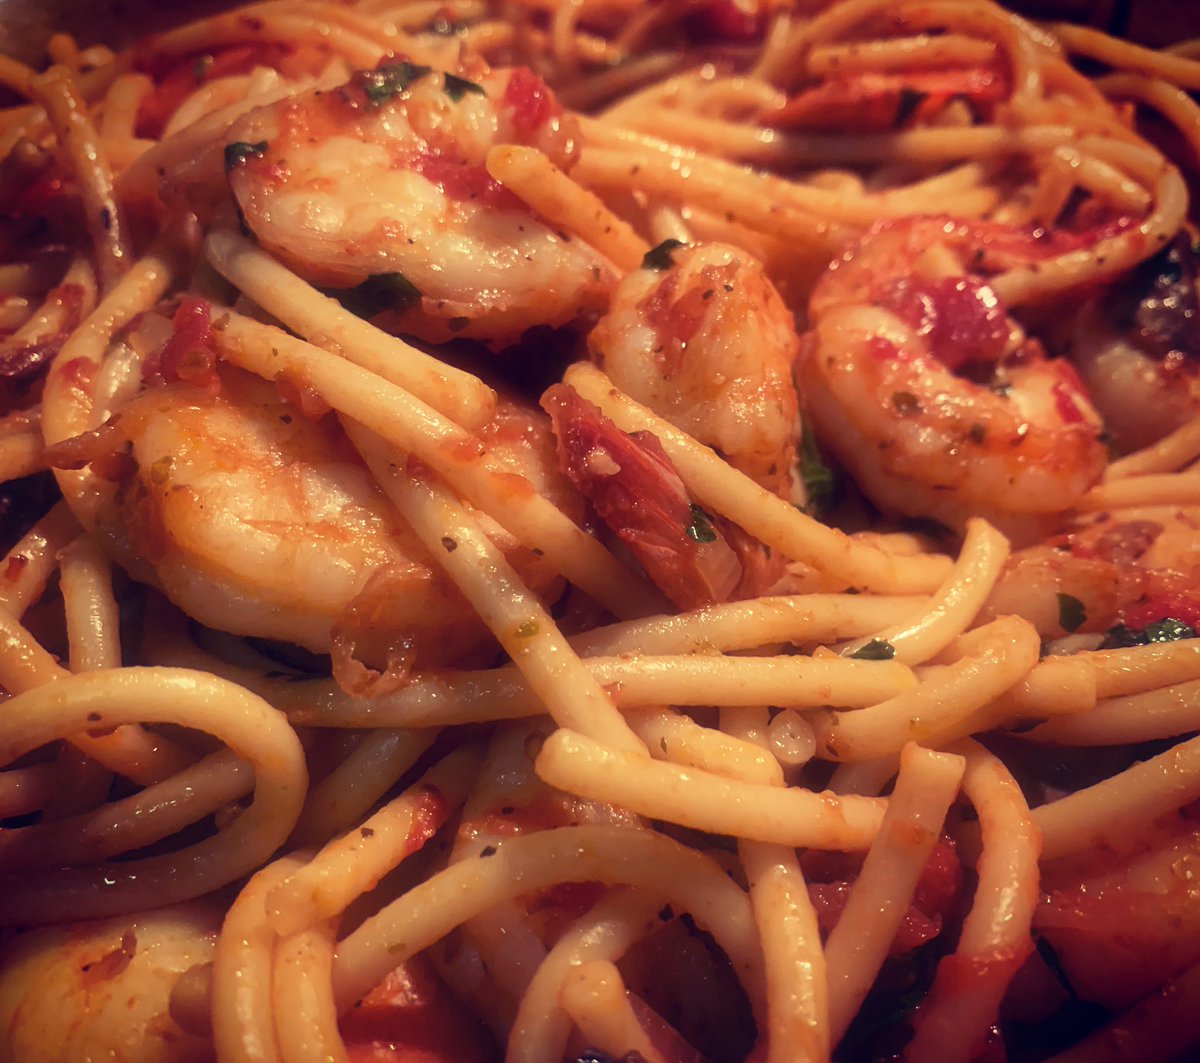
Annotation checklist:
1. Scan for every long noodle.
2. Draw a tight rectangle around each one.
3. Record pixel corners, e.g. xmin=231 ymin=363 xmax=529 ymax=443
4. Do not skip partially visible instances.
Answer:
xmin=3 ymin=2 xmax=1200 ymax=1062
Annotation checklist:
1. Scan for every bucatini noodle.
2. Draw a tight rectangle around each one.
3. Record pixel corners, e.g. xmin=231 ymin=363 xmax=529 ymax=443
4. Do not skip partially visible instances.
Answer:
xmin=1 ymin=1 xmax=1200 ymax=1061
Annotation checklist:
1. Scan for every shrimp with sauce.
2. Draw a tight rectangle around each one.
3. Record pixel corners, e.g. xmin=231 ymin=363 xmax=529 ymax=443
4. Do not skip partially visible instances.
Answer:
xmin=544 ymin=241 xmax=801 ymax=609
xmin=801 ymin=215 xmax=1110 ymax=534
xmin=0 ymin=904 xmax=219 ymax=1063
xmin=982 ymin=505 xmax=1200 ymax=641
xmin=588 ymin=240 xmax=804 ymax=501
xmin=49 ymin=298 xmax=579 ymax=688
xmin=216 ymin=60 xmax=617 ymax=346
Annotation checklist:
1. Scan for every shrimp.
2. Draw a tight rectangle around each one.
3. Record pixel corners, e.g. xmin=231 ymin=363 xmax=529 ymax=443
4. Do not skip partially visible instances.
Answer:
xmin=0 ymin=903 xmax=218 ymax=1063
xmin=48 ymin=300 xmax=578 ymax=679
xmin=218 ymin=60 xmax=617 ymax=346
xmin=1070 ymin=232 xmax=1200 ymax=453
xmin=801 ymin=216 xmax=1109 ymax=532
xmin=981 ymin=506 xmax=1200 ymax=640
xmin=588 ymin=240 xmax=803 ymax=501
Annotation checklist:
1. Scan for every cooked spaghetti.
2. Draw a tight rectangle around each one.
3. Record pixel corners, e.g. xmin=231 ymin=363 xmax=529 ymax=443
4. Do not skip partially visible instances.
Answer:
xmin=1 ymin=1 xmax=1200 ymax=1061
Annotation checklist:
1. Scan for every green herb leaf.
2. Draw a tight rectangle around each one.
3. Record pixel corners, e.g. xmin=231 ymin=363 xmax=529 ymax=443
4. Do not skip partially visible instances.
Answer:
xmin=444 ymin=72 xmax=486 ymax=101
xmin=1145 ymin=617 xmax=1197 ymax=642
xmin=685 ymin=504 xmax=718 ymax=543
xmin=192 ymin=54 xmax=214 ymax=81
xmin=360 ymin=61 xmax=432 ymax=104
xmin=1104 ymin=616 xmax=1197 ymax=648
xmin=1057 ymin=592 xmax=1087 ymax=633
xmin=798 ymin=423 xmax=838 ymax=517
xmin=325 ymin=272 xmax=422 ymax=319
xmin=891 ymin=391 xmax=921 ymax=416
xmin=642 ymin=238 xmax=685 ymax=271
xmin=224 ymin=140 xmax=269 ymax=171
xmin=850 ymin=638 xmax=896 ymax=661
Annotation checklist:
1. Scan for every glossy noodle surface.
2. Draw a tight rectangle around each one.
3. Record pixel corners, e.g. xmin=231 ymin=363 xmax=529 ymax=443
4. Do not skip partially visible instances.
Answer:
xmin=1 ymin=2 xmax=1200 ymax=1061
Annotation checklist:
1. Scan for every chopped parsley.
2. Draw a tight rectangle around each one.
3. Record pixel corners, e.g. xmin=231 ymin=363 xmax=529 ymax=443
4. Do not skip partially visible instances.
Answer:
xmin=1101 ymin=616 xmax=1197 ymax=649
xmin=1057 ymin=592 xmax=1087 ymax=633
xmin=641 ymin=238 xmax=685 ymax=271
xmin=685 ymin=504 xmax=718 ymax=543
xmin=444 ymin=73 xmax=486 ymax=101
xmin=359 ymin=61 xmax=432 ymax=104
xmin=223 ymin=140 xmax=269 ymax=170
xmin=326 ymin=272 xmax=422 ymax=318
xmin=850 ymin=638 xmax=897 ymax=661
xmin=798 ymin=422 xmax=837 ymax=517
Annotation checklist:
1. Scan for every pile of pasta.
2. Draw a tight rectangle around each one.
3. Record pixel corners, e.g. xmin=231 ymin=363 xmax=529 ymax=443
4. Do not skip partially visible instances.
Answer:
xmin=2 ymin=0 xmax=1200 ymax=1061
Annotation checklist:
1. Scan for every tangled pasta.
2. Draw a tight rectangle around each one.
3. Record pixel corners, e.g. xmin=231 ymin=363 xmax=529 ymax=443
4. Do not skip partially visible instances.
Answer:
xmin=2 ymin=1 xmax=1200 ymax=1061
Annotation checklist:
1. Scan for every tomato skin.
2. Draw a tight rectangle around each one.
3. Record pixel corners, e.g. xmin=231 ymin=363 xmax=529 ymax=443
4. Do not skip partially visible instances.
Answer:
xmin=1036 ymin=808 xmax=1200 ymax=1010
xmin=340 ymin=956 xmax=496 ymax=1063
xmin=503 ymin=68 xmax=562 ymax=139
xmin=805 ymin=835 xmax=964 ymax=957
xmin=544 ymin=383 xmax=744 ymax=609
xmin=767 ymin=66 xmax=1010 ymax=132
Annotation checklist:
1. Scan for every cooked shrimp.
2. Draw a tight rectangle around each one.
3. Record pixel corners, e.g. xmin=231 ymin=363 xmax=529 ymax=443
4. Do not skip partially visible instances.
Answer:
xmin=588 ymin=240 xmax=803 ymax=501
xmin=1071 ymin=232 xmax=1200 ymax=453
xmin=982 ymin=506 xmax=1200 ymax=639
xmin=220 ymin=60 xmax=617 ymax=346
xmin=49 ymin=301 xmax=577 ymax=673
xmin=0 ymin=903 xmax=218 ymax=1063
xmin=802 ymin=215 xmax=1109 ymax=532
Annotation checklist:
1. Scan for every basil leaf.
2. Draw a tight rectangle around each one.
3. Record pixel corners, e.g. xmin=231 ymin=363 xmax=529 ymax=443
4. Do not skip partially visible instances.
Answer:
xmin=224 ymin=140 xmax=269 ymax=170
xmin=1057 ymin=592 xmax=1087 ymax=633
xmin=685 ymin=504 xmax=717 ymax=543
xmin=850 ymin=638 xmax=896 ymax=661
xmin=642 ymin=238 xmax=685 ymax=271
xmin=444 ymin=73 xmax=486 ymax=101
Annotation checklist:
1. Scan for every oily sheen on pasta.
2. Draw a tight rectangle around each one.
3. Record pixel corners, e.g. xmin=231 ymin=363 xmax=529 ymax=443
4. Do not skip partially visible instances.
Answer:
xmin=1 ymin=1 xmax=1200 ymax=1061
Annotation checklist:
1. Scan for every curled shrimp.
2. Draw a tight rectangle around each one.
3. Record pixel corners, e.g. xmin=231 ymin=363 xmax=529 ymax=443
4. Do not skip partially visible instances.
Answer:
xmin=588 ymin=241 xmax=803 ymax=501
xmin=801 ymin=216 xmax=1109 ymax=532
xmin=0 ymin=903 xmax=218 ymax=1063
xmin=49 ymin=300 xmax=576 ymax=681
xmin=982 ymin=506 xmax=1200 ymax=640
xmin=218 ymin=60 xmax=617 ymax=346
xmin=1070 ymin=232 xmax=1200 ymax=453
